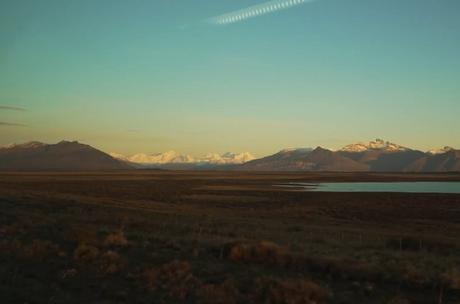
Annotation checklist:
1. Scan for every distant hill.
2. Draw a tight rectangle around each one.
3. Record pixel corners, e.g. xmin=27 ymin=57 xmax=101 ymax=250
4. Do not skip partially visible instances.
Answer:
xmin=0 ymin=141 xmax=131 ymax=170
xmin=406 ymin=150 xmax=460 ymax=172
xmin=236 ymin=148 xmax=313 ymax=171
xmin=337 ymin=150 xmax=427 ymax=172
xmin=240 ymin=147 xmax=368 ymax=172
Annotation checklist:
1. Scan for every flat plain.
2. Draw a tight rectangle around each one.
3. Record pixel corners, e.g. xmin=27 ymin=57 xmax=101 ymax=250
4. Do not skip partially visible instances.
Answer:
xmin=1 ymin=171 xmax=460 ymax=304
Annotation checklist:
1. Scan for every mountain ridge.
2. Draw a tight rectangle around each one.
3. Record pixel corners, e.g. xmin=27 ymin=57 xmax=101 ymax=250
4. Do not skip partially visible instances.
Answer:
xmin=1 ymin=139 xmax=459 ymax=172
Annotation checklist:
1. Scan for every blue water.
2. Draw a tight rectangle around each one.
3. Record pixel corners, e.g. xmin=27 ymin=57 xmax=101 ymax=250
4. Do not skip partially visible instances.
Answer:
xmin=284 ymin=182 xmax=460 ymax=194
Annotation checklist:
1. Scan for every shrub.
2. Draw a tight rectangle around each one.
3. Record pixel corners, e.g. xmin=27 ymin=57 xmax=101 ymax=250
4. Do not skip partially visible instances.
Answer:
xmin=144 ymin=260 xmax=201 ymax=300
xmin=228 ymin=241 xmax=287 ymax=265
xmin=61 ymin=268 xmax=78 ymax=280
xmin=100 ymin=250 xmax=123 ymax=275
xmin=73 ymin=243 xmax=100 ymax=262
xmin=251 ymin=277 xmax=330 ymax=304
xmin=195 ymin=279 xmax=240 ymax=304
xmin=104 ymin=231 xmax=128 ymax=247
xmin=401 ymin=264 xmax=431 ymax=287
xmin=441 ymin=268 xmax=460 ymax=290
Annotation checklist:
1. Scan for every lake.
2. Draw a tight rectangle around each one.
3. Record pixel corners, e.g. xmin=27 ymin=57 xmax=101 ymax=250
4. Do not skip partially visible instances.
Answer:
xmin=281 ymin=182 xmax=460 ymax=194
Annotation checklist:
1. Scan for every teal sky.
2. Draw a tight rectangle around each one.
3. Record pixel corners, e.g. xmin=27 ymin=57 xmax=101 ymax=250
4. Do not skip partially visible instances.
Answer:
xmin=1 ymin=0 xmax=459 ymax=156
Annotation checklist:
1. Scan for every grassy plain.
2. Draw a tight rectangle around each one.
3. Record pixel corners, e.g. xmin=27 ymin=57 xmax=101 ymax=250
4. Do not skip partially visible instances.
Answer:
xmin=1 ymin=171 xmax=460 ymax=303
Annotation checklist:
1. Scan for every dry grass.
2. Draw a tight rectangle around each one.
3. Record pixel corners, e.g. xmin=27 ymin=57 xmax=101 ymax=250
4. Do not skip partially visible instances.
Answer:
xmin=1 ymin=171 xmax=460 ymax=303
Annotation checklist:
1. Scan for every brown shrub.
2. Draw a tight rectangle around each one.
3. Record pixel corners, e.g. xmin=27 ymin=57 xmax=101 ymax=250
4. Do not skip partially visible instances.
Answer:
xmin=441 ymin=268 xmax=460 ymax=290
xmin=144 ymin=260 xmax=201 ymax=300
xmin=195 ymin=279 xmax=240 ymax=304
xmin=228 ymin=241 xmax=287 ymax=265
xmin=300 ymin=256 xmax=380 ymax=282
xmin=401 ymin=264 xmax=430 ymax=287
xmin=251 ymin=277 xmax=330 ymax=304
xmin=100 ymin=250 xmax=123 ymax=275
xmin=73 ymin=243 xmax=100 ymax=262
xmin=104 ymin=231 xmax=128 ymax=247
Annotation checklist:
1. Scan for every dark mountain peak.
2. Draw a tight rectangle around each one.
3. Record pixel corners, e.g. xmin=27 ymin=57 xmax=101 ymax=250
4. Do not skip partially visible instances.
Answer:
xmin=239 ymin=145 xmax=367 ymax=172
xmin=312 ymin=146 xmax=330 ymax=152
xmin=58 ymin=140 xmax=78 ymax=145
xmin=0 ymin=140 xmax=131 ymax=171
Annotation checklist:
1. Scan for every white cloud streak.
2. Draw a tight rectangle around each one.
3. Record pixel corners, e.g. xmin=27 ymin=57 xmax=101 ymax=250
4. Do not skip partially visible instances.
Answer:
xmin=207 ymin=0 xmax=317 ymax=25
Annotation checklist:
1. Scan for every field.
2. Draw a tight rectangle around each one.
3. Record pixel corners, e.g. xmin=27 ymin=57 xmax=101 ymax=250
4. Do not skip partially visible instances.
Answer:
xmin=1 ymin=171 xmax=460 ymax=304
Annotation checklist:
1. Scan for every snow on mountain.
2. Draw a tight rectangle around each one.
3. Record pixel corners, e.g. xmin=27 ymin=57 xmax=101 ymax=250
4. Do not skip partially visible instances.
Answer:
xmin=108 ymin=152 xmax=129 ymax=161
xmin=110 ymin=151 xmax=255 ymax=165
xmin=278 ymin=148 xmax=312 ymax=153
xmin=340 ymin=139 xmax=410 ymax=153
xmin=126 ymin=151 xmax=195 ymax=164
xmin=200 ymin=152 xmax=256 ymax=164
xmin=427 ymin=146 xmax=455 ymax=155
xmin=1 ymin=141 xmax=45 ymax=150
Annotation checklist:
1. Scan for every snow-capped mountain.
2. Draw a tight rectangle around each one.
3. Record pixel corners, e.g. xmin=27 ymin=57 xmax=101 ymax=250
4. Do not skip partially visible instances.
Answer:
xmin=110 ymin=151 xmax=255 ymax=165
xmin=200 ymin=152 xmax=255 ymax=164
xmin=110 ymin=151 xmax=195 ymax=164
xmin=339 ymin=139 xmax=410 ymax=153
xmin=427 ymin=146 xmax=455 ymax=155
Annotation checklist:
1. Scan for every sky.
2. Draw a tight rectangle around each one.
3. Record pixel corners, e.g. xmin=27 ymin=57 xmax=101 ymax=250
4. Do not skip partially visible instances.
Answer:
xmin=1 ymin=0 xmax=459 ymax=157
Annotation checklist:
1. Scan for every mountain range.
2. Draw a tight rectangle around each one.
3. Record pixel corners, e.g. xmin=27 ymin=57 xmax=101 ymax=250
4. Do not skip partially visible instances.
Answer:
xmin=0 ymin=139 xmax=459 ymax=172
xmin=240 ymin=139 xmax=460 ymax=172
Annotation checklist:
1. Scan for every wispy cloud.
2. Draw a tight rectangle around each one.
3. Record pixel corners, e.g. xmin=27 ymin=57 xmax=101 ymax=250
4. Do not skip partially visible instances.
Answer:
xmin=0 ymin=105 xmax=27 ymax=112
xmin=0 ymin=121 xmax=27 ymax=127
xmin=207 ymin=0 xmax=317 ymax=25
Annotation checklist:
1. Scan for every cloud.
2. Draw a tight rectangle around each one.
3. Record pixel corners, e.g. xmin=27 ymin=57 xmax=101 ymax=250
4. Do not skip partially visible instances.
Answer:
xmin=0 ymin=105 xmax=27 ymax=112
xmin=0 ymin=121 xmax=27 ymax=127
xmin=207 ymin=0 xmax=317 ymax=25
